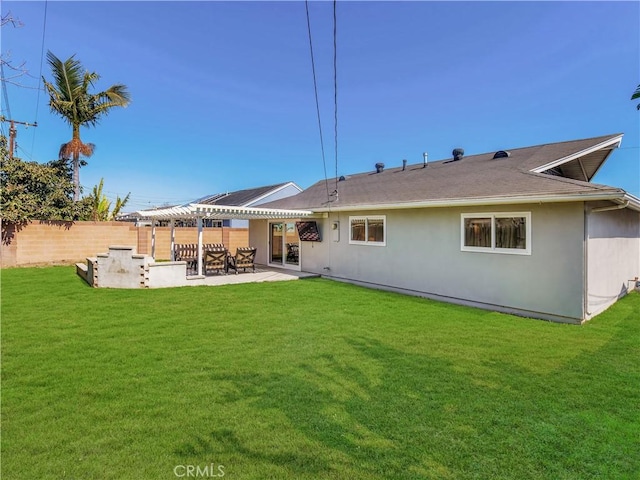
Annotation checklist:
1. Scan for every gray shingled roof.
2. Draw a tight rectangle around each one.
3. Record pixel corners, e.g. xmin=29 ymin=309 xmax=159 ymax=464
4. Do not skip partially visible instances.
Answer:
xmin=196 ymin=183 xmax=291 ymax=207
xmin=261 ymin=134 xmax=631 ymax=211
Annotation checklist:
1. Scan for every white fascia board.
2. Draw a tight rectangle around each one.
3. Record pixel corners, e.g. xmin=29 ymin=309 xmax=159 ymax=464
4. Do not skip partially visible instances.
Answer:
xmin=135 ymin=203 xmax=315 ymax=220
xmin=312 ymin=192 xmax=628 ymax=213
xmin=134 ymin=205 xmax=196 ymax=218
xmin=530 ymin=134 xmax=623 ymax=174
xmin=622 ymin=193 xmax=640 ymax=212
xmin=242 ymin=182 xmax=304 ymax=207
xmin=192 ymin=203 xmax=314 ymax=219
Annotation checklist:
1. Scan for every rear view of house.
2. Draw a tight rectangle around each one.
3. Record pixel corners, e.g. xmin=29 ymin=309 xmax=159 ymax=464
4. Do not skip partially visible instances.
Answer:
xmin=253 ymin=134 xmax=640 ymax=323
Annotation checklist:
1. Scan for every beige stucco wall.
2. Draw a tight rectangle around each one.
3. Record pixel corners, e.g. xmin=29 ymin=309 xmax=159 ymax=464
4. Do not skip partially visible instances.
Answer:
xmin=252 ymin=203 xmax=588 ymax=322
xmin=249 ymin=219 xmax=269 ymax=265
xmin=586 ymin=205 xmax=640 ymax=318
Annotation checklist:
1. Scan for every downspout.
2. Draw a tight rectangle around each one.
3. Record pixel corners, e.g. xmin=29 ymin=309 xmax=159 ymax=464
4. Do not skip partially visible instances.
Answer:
xmin=583 ymin=203 xmax=589 ymax=321
xmin=591 ymin=200 xmax=629 ymax=213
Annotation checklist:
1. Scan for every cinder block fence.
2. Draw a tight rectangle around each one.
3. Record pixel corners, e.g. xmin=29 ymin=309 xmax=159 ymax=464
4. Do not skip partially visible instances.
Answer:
xmin=1 ymin=221 xmax=248 ymax=268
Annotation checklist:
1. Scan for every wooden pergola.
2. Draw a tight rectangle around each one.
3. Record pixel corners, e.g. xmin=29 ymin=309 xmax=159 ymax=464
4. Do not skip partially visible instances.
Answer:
xmin=133 ymin=203 xmax=315 ymax=276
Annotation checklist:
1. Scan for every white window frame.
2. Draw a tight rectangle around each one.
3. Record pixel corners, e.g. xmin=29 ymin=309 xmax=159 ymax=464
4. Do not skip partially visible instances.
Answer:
xmin=461 ymin=212 xmax=531 ymax=255
xmin=349 ymin=215 xmax=386 ymax=246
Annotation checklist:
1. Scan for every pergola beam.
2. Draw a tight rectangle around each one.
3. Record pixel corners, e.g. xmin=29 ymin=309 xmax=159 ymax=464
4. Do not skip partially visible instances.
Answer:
xmin=133 ymin=203 xmax=315 ymax=221
xmin=135 ymin=203 xmax=317 ymax=277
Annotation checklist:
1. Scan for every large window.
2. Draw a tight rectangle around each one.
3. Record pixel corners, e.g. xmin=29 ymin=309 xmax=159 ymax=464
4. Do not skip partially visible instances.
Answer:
xmin=461 ymin=212 xmax=531 ymax=255
xmin=349 ymin=215 xmax=386 ymax=246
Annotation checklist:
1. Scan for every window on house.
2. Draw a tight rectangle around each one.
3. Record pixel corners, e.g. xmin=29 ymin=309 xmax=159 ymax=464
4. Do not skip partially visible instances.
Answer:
xmin=203 ymin=220 xmax=223 ymax=228
xmin=349 ymin=216 xmax=386 ymax=245
xmin=461 ymin=212 xmax=530 ymax=255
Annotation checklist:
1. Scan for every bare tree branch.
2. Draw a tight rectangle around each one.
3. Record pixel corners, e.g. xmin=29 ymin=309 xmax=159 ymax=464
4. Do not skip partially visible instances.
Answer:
xmin=1 ymin=11 xmax=32 ymax=88
xmin=1 ymin=12 xmax=24 ymax=28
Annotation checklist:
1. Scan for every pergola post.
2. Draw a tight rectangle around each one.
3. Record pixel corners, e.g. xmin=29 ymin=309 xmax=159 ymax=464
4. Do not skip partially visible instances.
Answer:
xmin=197 ymin=216 xmax=204 ymax=276
xmin=151 ymin=219 xmax=156 ymax=259
xmin=169 ymin=219 xmax=176 ymax=261
xmin=131 ymin=204 xmax=314 ymax=276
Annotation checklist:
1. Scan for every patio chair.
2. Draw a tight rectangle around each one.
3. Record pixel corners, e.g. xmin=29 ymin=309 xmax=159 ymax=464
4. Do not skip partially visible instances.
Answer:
xmin=286 ymin=243 xmax=299 ymax=264
xmin=227 ymin=247 xmax=257 ymax=274
xmin=174 ymin=244 xmax=198 ymax=273
xmin=203 ymin=243 xmax=225 ymax=252
xmin=204 ymin=247 xmax=228 ymax=275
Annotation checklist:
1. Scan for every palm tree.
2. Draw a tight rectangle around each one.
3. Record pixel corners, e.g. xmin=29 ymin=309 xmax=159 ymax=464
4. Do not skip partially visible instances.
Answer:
xmin=42 ymin=51 xmax=130 ymax=201
xmin=633 ymin=84 xmax=640 ymax=110
xmin=87 ymin=178 xmax=131 ymax=221
xmin=89 ymin=178 xmax=111 ymax=221
xmin=110 ymin=191 xmax=131 ymax=220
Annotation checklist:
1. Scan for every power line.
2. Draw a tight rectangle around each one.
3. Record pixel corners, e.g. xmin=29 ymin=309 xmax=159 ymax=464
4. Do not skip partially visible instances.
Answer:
xmin=1 ymin=116 xmax=38 ymax=159
xmin=16 ymin=142 xmax=34 ymax=160
xmin=304 ymin=0 xmax=331 ymax=204
xmin=31 ymin=0 xmax=48 ymax=155
xmin=81 ymin=184 xmax=193 ymax=204
xmin=0 ymin=61 xmax=12 ymax=121
xmin=333 ymin=0 xmax=339 ymax=194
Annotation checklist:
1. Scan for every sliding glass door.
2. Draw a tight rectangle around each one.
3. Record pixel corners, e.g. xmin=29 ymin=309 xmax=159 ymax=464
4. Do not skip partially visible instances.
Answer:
xmin=269 ymin=222 xmax=300 ymax=269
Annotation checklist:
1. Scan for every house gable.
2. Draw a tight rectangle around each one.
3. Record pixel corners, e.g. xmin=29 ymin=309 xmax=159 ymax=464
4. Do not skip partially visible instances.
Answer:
xmin=528 ymin=134 xmax=623 ymax=182
xmin=196 ymin=182 xmax=301 ymax=207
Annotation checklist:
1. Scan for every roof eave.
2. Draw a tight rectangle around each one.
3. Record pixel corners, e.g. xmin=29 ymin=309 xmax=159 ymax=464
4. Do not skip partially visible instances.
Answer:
xmin=310 ymin=191 xmax=629 ymax=212
xmin=622 ymin=193 xmax=640 ymax=212
xmin=530 ymin=134 xmax=623 ymax=176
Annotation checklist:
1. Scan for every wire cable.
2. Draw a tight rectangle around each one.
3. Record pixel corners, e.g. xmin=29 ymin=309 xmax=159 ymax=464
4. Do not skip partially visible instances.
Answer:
xmin=1 ymin=61 xmax=12 ymax=141
xmin=333 ymin=0 xmax=339 ymax=194
xmin=30 ymin=0 xmax=48 ymax=155
xmin=305 ymin=0 xmax=331 ymax=205
xmin=1 ymin=62 xmax=13 ymax=121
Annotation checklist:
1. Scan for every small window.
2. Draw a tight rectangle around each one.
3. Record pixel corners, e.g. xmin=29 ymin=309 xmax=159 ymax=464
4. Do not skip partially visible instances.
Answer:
xmin=495 ymin=216 xmax=527 ymax=250
xmin=349 ymin=216 xmax=386 ymax=246
xmin=464 ymin=217 xmax=492 ymax=248
xmin=462 ymin=212 xmax=530 ymax=255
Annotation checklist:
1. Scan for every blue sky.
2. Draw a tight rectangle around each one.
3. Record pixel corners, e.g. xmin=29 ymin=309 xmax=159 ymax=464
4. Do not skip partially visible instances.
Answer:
xmin=3 ymin=1 xmax=639 ymax=211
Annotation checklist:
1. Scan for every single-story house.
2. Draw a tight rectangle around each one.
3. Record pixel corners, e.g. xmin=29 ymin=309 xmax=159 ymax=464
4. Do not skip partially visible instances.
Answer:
xmin=121 ymin=182 xmax=302 ymax=227
xmin=251 ymin=133 xmax=640 ymax=324
xmin=193 ymin=182 xmax=302 ymax=227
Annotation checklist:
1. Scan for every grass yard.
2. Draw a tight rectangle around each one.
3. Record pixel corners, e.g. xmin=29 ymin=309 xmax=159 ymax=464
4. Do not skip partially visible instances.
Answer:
xmin=2 ymin=266 xmax=639 ymax=479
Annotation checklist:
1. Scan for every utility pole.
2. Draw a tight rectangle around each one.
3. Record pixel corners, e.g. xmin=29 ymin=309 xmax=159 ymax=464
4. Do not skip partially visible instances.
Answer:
xmin=0 ymin=115 xmax=37 ymax=159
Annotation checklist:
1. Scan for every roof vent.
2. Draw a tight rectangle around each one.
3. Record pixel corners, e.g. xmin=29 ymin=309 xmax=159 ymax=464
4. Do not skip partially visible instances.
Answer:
xmin=452 ymin=148 xmax=464 ymax=161
xmin=338 ymin=175 xmax=346 ymax=181
xmin=402 ymin=159 xmax=407 ymax=171
xmin=375 ymin=162 xmax=385 ymax=173
xmin=493 ymin=150 xmax=511 ymax=159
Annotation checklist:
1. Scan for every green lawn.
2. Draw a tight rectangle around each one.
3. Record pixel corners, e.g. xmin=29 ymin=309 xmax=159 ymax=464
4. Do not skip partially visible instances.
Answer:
xmin=2 ymin=266 xmax=639 ymax=479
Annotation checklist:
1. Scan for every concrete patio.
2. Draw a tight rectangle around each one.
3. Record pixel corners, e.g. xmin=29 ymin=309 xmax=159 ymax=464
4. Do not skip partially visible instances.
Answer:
xmin=77 ymin=245 xmax=319 ymax=289
xmin=182 ymin=265 xmax=320 ymax=287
